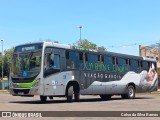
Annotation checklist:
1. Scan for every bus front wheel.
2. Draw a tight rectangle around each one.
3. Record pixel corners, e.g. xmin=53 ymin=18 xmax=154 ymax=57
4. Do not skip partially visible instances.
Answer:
xmin=66 ymin=86 xmax=73 ymax=103
xmin=74 ymin=93 xmax=80 ymax=102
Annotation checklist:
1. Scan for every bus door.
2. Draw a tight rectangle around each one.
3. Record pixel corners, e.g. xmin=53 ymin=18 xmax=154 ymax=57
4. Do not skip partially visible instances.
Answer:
xmin=43 ymin=48 xmax=64 ymax=95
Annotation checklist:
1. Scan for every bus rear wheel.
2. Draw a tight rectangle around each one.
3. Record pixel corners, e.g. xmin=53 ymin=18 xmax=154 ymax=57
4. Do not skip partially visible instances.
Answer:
xmin=121 ymin=85 xmax=135 ymax=99
xmin=66 ymin=86 xmax=73 ymax=103
xmin=40 ymin=96 xmax=47 ymax=103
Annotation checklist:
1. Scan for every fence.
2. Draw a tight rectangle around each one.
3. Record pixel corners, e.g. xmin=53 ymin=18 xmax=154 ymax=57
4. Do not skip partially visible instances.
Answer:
xmin=0 ymin=80 xmax=9 ymax=90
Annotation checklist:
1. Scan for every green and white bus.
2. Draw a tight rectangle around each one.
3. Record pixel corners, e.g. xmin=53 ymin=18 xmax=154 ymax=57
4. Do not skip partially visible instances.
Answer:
xmin=9 ymin=42 xmax=158 ymax=102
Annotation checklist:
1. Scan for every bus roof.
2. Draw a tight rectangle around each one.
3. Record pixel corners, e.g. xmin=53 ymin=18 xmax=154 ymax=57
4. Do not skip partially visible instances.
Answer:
xmin=71 ymin=47 xmax=157 ymax=62
xmin=43 ymin=41 xmax=72 ymax=49
xmin=14 ymin=41 xmax=157 ymax=62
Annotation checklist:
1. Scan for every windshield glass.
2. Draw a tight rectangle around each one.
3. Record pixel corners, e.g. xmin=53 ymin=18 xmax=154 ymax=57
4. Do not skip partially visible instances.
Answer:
xmin=12 ymin=50 xmax=42 ymax=78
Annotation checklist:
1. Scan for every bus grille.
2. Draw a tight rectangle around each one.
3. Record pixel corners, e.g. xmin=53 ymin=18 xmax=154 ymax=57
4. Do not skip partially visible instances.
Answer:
xmin=13 ymin=89 xmax=30 ymax=94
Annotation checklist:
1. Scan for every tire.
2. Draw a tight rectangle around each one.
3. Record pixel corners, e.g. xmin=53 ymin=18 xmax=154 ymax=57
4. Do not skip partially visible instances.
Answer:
xmin=74 ymin=93 xmax=80 ymax=102
xmin=40 ymin=96 xmax=47 ymax=103
xmin=121 ymin=94 xmax=128 ymax=99
xmin=66 ymin=86 xmax=73 ymax=103
xmin=100 ymin=95 xmax=112 ymax=100
xmin=121 ymin=85 xmax=135 ymax=99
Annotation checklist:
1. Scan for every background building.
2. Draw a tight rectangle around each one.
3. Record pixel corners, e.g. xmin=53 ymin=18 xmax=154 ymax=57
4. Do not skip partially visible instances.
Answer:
xmin=139 ymin=45 xmax=160 ymax=87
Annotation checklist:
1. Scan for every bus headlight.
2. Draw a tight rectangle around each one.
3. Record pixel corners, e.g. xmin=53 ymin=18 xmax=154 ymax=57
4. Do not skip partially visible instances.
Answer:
xmin=35 ymin=78 xmax=41 ymax=87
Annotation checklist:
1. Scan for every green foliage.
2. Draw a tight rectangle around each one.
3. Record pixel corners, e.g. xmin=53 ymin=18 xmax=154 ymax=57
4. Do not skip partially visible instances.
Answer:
xmin=73 ymin=39 xmax=106 ymax=51
xmin=0 ymin=47 xmax=14 ymax=78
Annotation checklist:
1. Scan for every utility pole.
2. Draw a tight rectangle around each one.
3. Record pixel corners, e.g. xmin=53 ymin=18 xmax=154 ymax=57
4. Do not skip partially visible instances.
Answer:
xmin=1 ymin=40 xmax=3 ymax=81
xmin=77 ymin=26 xmax=82 ymax=40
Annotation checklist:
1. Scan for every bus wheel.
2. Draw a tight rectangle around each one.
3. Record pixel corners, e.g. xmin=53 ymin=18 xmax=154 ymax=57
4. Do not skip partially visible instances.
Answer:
xmin=74 ymin=93 xmax=80 ymax=102
xmin=67 ymin=86 xmax=73 ymax=103
xmin=100 ymin=95 xmax=112 ymax=100
xmin=121 ymin=85 xmax=135 ymax=99
xmin=40 ymin=96 xmax=47 ymax=103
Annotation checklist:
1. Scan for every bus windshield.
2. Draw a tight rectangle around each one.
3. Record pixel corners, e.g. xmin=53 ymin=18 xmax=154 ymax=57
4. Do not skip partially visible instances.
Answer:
xmin=12 ymin=50 xmax=42 ymax=78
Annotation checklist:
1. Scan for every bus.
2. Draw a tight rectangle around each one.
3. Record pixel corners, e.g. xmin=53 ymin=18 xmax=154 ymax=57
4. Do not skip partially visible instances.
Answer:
xmin=9 ymin=41 xmax=158 ymax=102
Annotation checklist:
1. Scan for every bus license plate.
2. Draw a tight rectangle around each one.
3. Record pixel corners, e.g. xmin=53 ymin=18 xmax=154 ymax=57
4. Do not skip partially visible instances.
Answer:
xmin=18 ymin=92 xmax=24 ymax=95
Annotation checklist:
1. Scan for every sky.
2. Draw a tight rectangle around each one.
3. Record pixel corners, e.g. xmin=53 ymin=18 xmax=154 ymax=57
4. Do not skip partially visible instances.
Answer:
xmin=1 ymin=0 xmax=160 ymax=56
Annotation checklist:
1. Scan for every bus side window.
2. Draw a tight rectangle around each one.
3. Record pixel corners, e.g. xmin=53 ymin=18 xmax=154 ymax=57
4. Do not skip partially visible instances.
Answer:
xmin=101 ymin=55 xmax=104 ymax=63
xmin=117 ymin=58 xmax=125 ymax=66
xmin=87 ymin=53 xmax=97 ymax=62
xmin=104 ymin=56 xmax=112 ymax=64
xmin=44 ymin=53 xmax=60 ymax=77
xmin=66 ymin=50 xmax=69 ymax=59
xmin=53 ymin=54 xmax=60 ymax=69
xmin=85 ymin=53 xmax=88 ymax=61
xmin=137 ymin=61 xmax=141 ymax=71
xmin=148 ymin=62 xmax=151 ymax=68
xmin=79 ymin=52 xmax=83 ymax=61
xmin=98 ymin=55 xmax=101 ymax=62
xmin=44 ymin=48 xmax=54 ymax=70
xmin=97 ymin=55 xmax=104 ymax=63
xmin=49 ymin=53 xmax=54 ymax=67
xmin=142 ymin=61 xmax=149 ymax=71
xmin=141 ymin=61 xmax=143 ymax=67
xmin=138 ymin=61 xmax=141 ymax=67
xmin=69 ymin=51 xmax=79 ymax=69
xmin=130 ymin=60 xmax=138 ymax=72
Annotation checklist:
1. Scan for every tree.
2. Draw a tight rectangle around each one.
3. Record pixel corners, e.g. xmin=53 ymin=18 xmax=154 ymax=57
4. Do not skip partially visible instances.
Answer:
xmin=0 ymin=47 xmax=14 ymax=78
xmin=73 ymin=39 xmax=106 ymax=51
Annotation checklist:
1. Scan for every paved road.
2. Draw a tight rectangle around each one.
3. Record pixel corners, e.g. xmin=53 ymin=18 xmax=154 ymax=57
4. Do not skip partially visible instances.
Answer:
xmin=0 ymin=93 xmax=160 ymax=120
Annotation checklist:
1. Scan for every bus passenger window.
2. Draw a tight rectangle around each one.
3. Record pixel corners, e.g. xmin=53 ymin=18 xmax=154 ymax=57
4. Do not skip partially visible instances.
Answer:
xmin=130 ymin=60 xmax=138 ymax=72
xmin=142 ymin=61 xmax=149 ymax=71
xmin=69 ymin=51 xmax=79 ymax=69
xmin=79 ymin=52 xmax=83 ymax=61
xmin=66 ymin=51 xmax=69 ymax=59
xmin=101 ymin=55 xmax=104 ymax=63
xmin=138 ymin=61 xmax=141 ymax=67
xmin=85 ymin=53 xmax=88 ymax=61
xmin=87 ymin=54 xmax=97 ymax=62
xmin=117 ymin=58 xmax=125 ymax=65
xmin=148 ymin=62 xmax=151 ymax=68
xmin=69 ymin=51 xmax=79 ymax=60
xmin=104 ymin=56 xmax=112 ymax=64
xmin=98 ymin=55 xmax=101 ymax=62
